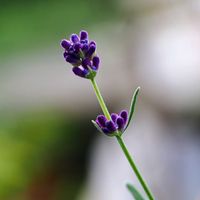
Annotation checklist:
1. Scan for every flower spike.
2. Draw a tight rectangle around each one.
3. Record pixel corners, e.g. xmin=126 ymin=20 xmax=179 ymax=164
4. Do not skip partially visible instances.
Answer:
xmin=93 ymin=110 xmax=128 ymax=136
xmin=60 ymin=30 xmax=99 ymax=79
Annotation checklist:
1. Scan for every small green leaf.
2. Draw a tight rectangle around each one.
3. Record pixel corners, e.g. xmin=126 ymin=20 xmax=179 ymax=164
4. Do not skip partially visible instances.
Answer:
xmin=124 ymin=87 xmax=140 ymax=131
xmin=126 ymin=183 xmax=145 ymax=200
xmin=91 ymin=120 xmax=103 ymax=133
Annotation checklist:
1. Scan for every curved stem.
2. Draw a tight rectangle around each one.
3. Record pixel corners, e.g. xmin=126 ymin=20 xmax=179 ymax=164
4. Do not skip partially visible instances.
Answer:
xmin=116 ymin=135 xmax=155 ymax=200
xmin=91 ymin=78 xmax=111 ymax=120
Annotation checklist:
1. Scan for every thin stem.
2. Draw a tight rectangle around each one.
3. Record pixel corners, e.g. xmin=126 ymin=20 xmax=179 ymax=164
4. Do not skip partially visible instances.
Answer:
xmin=116 ymin=135 xmax=155 ymax=200
xmin=91 ymin=78 xmax=111 ymax=120
xmin=90 ymin=78 xmax=154 ymax=200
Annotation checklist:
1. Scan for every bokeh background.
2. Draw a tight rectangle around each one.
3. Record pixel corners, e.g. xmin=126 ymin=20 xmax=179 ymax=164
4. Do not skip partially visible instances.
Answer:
xmin=1 ymin=0 xmax=200 ymax=199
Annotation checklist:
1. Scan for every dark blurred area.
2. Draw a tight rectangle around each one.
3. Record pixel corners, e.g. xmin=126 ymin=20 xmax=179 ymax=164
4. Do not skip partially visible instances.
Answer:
xmin=0 ymin=110 xmax=95 ymax=199
xmin=1 ymin=0 xmax=200 ymax=199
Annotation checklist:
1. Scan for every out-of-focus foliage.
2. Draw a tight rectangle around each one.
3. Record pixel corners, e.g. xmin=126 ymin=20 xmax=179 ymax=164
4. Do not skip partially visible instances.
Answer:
xmin=0 ymin=0 xmax=118 ymax=61
xmin=0 ymin=110 xmax=95 ymax=199
xmin=0 ymin=0 xmax=118 ymax=199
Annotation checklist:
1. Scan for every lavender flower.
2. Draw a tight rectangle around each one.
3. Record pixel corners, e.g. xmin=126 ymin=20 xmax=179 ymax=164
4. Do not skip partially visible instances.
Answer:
xmin=60 ymin=30 xmax=100 ymax=79
xmin=95 ymin=110 xmax=128 ymax=136
xmin=60 ymin=29 xmax=153 ymax=199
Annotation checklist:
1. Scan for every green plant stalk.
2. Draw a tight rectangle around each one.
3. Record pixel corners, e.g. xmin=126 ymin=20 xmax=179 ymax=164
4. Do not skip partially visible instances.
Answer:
xmin=91 ymin=78 xmax=155 ymax=200
xmin=91 ymin=78 xmax=111 ymax=120
xmin=116 ymin=135 xmax=154 ymax=200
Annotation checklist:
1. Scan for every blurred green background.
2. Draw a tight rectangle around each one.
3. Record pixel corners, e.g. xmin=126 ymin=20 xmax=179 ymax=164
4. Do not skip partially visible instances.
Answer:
xmin=0 ymin=0 xmax=118 ymax=199
xmin=0 ymin=0 xmax=117 ymax=61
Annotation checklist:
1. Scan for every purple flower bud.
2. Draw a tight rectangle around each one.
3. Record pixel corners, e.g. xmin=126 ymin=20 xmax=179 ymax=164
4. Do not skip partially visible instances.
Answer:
xmin=72 ymin=67 xmax=88 ymax=78
xmin=89 ymin=40 xmax=96 ymax=46
xmin=80 ymin=30 xmax=88 ymax=40
xmin=66 ymin=55 xmax=80 ymax=65
xmin=106 ymin=120 xmax=117 ymax=132
xmin=61 ymin=39 xmax=71 ymax=50
xmin=86 ymin=44 xmax=96 ymax=57
xmin=80 ymin=39 xmax=88 ymax=44
xmin=73 ymin=43 xmax=81 ymax=52
xmin=92 ymin=56 xmax=100 ymax=70
xmin=70 ymin=34 xmax=79 ymax=43
xmin=120 ymin=110 xmax=128 ymax=124
xmin=63 ymin=51 xmax=68 ymax=58
xmin=96 ymin=115 xmax=107 ymax=127
xmin=116 ymin=117 xmax=125 ymax=130
xmin=102 ymin=128 xmax=109 ymax=134
xmin=111 ymin=113 xmax=118 ymax=123
xmin=82 ymin=58 xmax=91 ymax=69
xmin=81 ymin=44 xmax=89 ymax=53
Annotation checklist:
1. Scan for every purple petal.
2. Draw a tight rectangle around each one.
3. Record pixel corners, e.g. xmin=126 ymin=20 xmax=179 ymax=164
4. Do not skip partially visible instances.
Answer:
xmin=61 ymin=39 xmax=71 ymax=50
xmin=80 ymin=39 xmax=88 ymax=44
xmin=86 ymin=44 xmax=96 ymax=57
xmin=63 ymin=51 xmax=68 ymax=58
xmin=96 ymin=115 xmax=107 ymax=127
xmin=120 ymin=110 xmax=128 ymax=124
xmin=102 ymin=128 xmax=109 ymax=134
xmin=82 ymin=58 xmax=91 ymax=69
xmin=80 ymin=30 xmax=88 ymax=40
xmin=73 ymin=43 xmax=81 ymax=52
xmin=70 ymin=34 xmax=79 ymax=43
xmin=111 ymin=113 xmax=118 ymax=123
xmin=92 ymin=56 xmax=100 ymax=70
xmin=66 ymin=55 xmax=80 ymax=64
xmin=89 ymin=40 xmax=96 ymax=46
xmin=68 ymin=46 xmax=74 ymax=52
xmin=81 ymin=44 xmax=89 ymax=53
xmin=72 ymin=67 xmax=88 ymax=78
xmin=106 ymin=120 xmax=117 ymax=132
xmin=116 ymin=117 xmax=125 ymax=130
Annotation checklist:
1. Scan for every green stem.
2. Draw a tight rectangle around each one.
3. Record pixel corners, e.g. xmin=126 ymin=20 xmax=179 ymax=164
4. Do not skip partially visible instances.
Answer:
xmin=91 ymin=78 xmax=111 ymax=120
xmin=91 ymin=78 xmax=154 ymax=200
xmin=116 ymin=135 xmax=155 ymax=200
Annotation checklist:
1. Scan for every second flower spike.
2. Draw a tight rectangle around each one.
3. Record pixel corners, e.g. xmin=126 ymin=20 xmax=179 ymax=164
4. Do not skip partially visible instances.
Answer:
xmin=94 ymin=110 xmax=128 ymax=136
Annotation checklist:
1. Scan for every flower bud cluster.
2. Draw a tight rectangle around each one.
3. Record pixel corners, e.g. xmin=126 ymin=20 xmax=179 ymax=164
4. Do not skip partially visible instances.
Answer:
xmin=95 ymin=110 xmax=128 ymax=136
xmin=61 ymin=30 xmax=100 ymax=79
